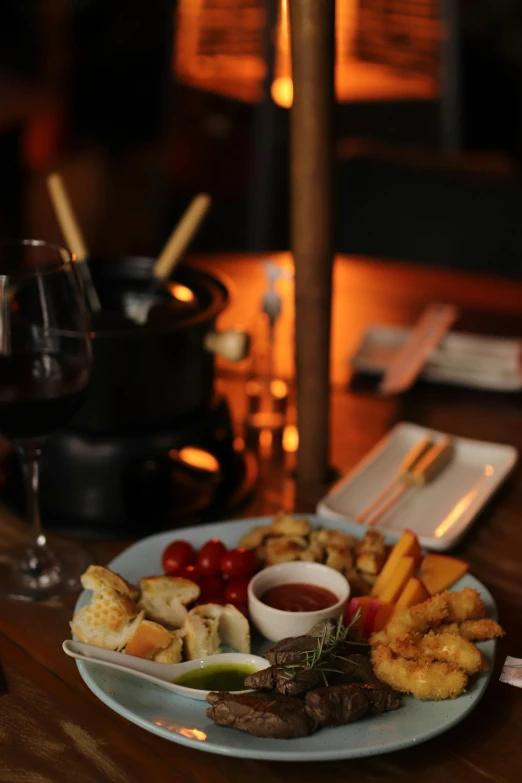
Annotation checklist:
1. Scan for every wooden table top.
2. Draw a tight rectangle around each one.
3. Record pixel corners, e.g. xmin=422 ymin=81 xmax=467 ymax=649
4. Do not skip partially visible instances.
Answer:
xmin=1 ymin=252 xmax=522 ymax=782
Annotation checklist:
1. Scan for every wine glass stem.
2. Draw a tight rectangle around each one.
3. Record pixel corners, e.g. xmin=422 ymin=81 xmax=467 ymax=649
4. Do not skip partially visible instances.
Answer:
xmin=17 ymin=442 xmax=60 ymax=587
xmin=23 ymin=443 xmax=44 ymax=543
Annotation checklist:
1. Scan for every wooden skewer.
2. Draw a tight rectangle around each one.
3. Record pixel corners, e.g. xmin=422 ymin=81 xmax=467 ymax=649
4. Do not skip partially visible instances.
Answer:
xmin=46 ymin=172 xmax=101 ymax=312
xmin=153 ymin=194 xmax=211 ymax=282
xmin=355 ymin=436 xmax=433 ymax=523
xmin=365 ymin=437 xmax=454 ymax=527
xmin=47 ymin=173 xmax=89 ymax=262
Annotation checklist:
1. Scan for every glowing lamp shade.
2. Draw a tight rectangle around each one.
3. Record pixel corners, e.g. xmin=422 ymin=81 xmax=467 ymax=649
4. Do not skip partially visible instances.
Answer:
xmin=174 ymin=0 xmax=440 ymax=106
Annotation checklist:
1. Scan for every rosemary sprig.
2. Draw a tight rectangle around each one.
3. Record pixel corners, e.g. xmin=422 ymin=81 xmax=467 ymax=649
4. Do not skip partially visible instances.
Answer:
xmin=278 ymin=610 xmax=363 ymax=684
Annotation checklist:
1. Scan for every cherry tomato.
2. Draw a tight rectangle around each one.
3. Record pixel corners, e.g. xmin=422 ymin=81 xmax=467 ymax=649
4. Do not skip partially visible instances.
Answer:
xmin=196 ymin=538 xmax=227 ymax=576
xmin=220 ymin=548 xmax=257 ymax=579
xmin=162 ymin=540 xmax=196 ymax=574
xmin=173 ymin=565 xmax=201 ymax=585
xmin=224 ymin=578 xmax=250 ymax=606
xmin=200 ymin=575 xmax=226 ymax=601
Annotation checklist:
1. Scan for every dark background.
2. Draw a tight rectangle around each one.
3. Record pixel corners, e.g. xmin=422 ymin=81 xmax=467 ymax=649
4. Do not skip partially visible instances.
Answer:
xmin=1 ymin=0 xmax=522 ymax=276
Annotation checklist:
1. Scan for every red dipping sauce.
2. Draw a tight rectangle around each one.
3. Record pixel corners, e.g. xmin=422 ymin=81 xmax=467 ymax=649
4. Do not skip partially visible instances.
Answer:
xmin=261 ymin=582 xmax=338 ymax=612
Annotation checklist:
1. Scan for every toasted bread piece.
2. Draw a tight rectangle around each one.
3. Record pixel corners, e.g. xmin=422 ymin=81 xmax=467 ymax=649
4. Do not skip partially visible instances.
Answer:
xmin=125 ymin=619 xmax=184 ymax=663
xmin=81 ymin=565 xmax=139 ymax=600
xmin=184 ymin=603 xmax=250 ymax=659
xmin=71 ymin=587 xmax=144 ymax=650
xmin=271 ymin=512 xmax=312 ymax=537
xmin=356 ymin=530 xmax=387 ymax=575
xmin=138 ymin=575 xmax=200 ymax=628
xmin=218 ymin=604 xmax=250 ymax=654
xmin=325 ymin=545 xmax=353 ymax=573
xmin=184 ymin=604 xmax=222 ymax=659
xmin=264 ymin=535 xmax=308 ymax=566
xmin=316 ymin=528 xmax=358 ymax=550
xmin=154 ymin=635 xmax=185 ymax=664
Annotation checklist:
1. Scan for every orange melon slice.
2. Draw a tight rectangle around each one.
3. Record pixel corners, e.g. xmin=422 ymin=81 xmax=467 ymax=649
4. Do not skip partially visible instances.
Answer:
xmin=378 ymin=556 xmax=415 ymax=603
xmin=371 ymin=529 xmax=421 ymax=597
xmin=396 ymin=576 xmax=431 ymax=608
xmin=419 ymin=553 xmax=469 ymax=594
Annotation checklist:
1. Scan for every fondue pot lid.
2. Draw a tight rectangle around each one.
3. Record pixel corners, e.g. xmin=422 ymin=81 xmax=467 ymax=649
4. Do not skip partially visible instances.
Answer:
xmin=88 ymin=256 xmax=230 ymax=337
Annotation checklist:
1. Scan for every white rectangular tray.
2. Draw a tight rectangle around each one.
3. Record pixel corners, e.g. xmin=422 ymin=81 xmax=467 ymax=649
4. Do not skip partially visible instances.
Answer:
xmin=317 ymin=422 xmax=518 ymax=551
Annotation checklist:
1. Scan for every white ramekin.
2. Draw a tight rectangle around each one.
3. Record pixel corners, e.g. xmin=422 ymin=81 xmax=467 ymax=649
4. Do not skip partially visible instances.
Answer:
xmin=248 ymin=561 xmax=350 ymax=642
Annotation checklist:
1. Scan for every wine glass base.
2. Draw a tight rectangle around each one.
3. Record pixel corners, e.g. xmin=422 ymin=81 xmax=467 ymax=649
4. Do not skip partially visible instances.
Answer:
xmin=0 ymin=539 xmax=94 ymax=602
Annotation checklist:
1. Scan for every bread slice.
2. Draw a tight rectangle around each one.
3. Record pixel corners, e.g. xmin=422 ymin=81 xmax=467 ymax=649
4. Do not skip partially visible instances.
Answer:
xmin=183 ymin=603 xmax=250 ymax=660
xmin=184 ymin=604 xmax=222 ymax=659
xmin=138 ymin=576 xmax=200 ymax=628
xmin=70 ymin=587 xmax=144 ymax=650
xmin=218 ymin=604 xmax=250 ymax=654
xmin=125 ymin=619 xmax=185 ymax=664
xmin=81 ymin=565 xmax=139 ymax=601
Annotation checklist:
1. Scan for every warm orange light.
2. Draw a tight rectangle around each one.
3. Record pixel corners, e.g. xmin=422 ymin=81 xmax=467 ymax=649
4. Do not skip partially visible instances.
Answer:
xmin=170 ymin=447 xmax=220 ymax=473
xmin=434 ymin=466 xmax=494 ymax=539
xmin=270 ymin=379 xmax=288 ymax=399
xmin=174 ymin=0 xmax=267 ymax=103
xmin=233 ymin=436 xmax=245 ymax=451
xmin=169 ymin=283 xmax=195 ymax=303
xmin=258 ymin=428 xmax=273 ymax=458
xmin=271 ymin=0 xmax=439 ymax=108
xmin=270 ymin=77 xmax=293 ymax=108
xmin=154 ymin=721 xmax=207 ymax=741
xmin=282 ymin=424 xmax=299 ymax=453
xmin=178 ymin=728 xmax=207 ymax=741
xmin=175 ymin=0 xmax=439 ymax=108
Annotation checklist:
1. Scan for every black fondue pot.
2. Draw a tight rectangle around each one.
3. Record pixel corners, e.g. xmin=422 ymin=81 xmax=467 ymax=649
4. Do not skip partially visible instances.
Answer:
xmin=70 ymin=256 xmax=247 ymax=433
xmin=29 ymin=256 xmax=249 ymax=530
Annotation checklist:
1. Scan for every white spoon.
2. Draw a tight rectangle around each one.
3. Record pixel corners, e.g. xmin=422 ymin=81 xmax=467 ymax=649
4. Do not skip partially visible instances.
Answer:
xmin=63 ymin=640 xmax=269 ymax=701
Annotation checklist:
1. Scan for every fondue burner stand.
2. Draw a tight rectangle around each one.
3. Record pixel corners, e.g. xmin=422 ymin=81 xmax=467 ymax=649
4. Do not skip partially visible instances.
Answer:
xmin=3 ymin=395 xmax=257 ymax=537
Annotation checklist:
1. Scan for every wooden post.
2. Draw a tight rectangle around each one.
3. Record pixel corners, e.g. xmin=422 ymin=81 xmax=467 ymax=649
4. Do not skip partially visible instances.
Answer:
xmin=290 ymin=0 xmax=335 ymax=506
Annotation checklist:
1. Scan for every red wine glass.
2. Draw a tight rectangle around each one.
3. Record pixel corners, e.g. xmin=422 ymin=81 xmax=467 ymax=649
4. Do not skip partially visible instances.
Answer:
xmin=0 ymin=240 xmax=94 ymax=600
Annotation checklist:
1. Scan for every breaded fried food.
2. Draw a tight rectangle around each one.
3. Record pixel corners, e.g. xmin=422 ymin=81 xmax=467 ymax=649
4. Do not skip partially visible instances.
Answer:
xmin=459 ymin=619 xmax=505 ymax=641
xmin=372 ymin=644 xmax=468 ymax=701
xmin=385 ymin=593 xmax=448 ymax=641
xmin=390 ymin=631 xmax=488 ymax=675
xmin=433 ymin=622 xmax=460 ymax=636
xmin=443 ymin=587 xmax=486 ymax=623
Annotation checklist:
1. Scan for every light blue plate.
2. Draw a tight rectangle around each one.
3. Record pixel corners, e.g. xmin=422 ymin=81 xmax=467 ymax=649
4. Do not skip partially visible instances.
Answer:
xmin=73 ymin=515 xmax=497 ymax=761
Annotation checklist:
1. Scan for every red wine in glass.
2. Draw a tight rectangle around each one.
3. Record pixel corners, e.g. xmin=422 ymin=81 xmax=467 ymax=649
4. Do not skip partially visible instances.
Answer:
xmin=0 ymin=240 xmax=94 ymax=601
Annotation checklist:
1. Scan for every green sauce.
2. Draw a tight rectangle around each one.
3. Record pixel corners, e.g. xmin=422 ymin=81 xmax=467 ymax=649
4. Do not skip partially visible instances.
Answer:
xmin=174 ymin=663 xmax=258 ymax=691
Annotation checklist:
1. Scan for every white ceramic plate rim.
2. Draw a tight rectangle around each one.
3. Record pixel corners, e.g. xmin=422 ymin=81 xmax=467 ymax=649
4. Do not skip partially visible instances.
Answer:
xmin=74 ymin=515 xmax=498 ymax=762
xmin=317 ymin=422 xmax=518 ymax=551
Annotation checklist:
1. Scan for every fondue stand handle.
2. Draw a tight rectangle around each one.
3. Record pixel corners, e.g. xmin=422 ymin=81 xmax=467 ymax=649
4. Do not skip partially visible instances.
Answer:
xmin=153 ymin=194 xmax=212 ymax=281
xmin=46 ymin=172 xmax=102 ymax=312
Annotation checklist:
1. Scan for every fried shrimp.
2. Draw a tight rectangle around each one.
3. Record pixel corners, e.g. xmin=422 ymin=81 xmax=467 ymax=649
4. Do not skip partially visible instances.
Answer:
xmin=371 ymin=644 xmax=468 ymax=701
xmin=442 ymin=588 xmax=486 ymax=623
xmin=385 ymin=594 xmax=448 ymax=641
xmin=432 ymin=622 xmax=460 ymax=636
xmin=459 ymin=619 xmax=505 ymax=641
xmin=389 ymin=631 xmax=487 ymax=675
